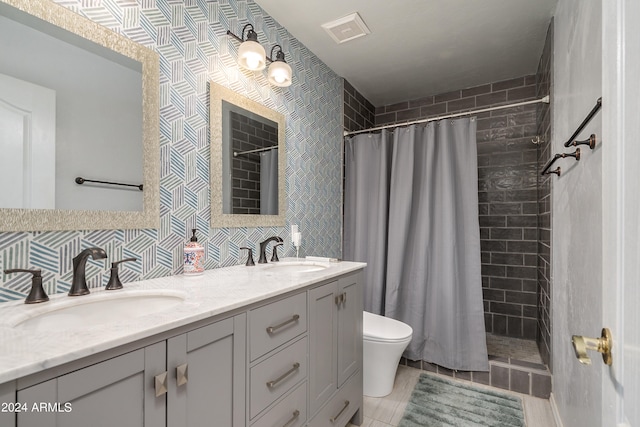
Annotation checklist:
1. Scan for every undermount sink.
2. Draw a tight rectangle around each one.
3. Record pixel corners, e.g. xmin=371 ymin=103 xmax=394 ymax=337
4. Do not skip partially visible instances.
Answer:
xmin=264 ymin=261 xmax=329 ymax=273
xmin=12 ymin=290 xmax=186 ymax=332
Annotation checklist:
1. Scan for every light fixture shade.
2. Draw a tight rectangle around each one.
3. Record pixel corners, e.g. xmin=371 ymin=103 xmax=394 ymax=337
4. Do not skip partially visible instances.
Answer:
xmin=268 ymin=61 xmax=292 ymax=87
xmin=238 ymin=40 xmax=266 ymax=71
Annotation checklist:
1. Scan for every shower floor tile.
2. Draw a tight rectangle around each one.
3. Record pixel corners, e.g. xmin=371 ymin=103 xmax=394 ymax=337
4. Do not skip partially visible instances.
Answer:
xmin=486 ymin=333 xmax=544 ymax=364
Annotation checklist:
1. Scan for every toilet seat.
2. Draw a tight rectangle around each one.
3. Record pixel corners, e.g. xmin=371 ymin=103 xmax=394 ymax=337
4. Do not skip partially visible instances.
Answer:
xmin=363 ymin=311 xmax=413 ymax=343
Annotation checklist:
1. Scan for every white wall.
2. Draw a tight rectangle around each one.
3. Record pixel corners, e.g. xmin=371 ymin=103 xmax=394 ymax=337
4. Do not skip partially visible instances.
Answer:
xmin=551 ymin=0 xmax=603 ymax=425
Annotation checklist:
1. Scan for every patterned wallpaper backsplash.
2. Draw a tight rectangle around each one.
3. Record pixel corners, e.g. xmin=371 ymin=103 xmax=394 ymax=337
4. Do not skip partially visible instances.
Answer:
xmin=0 ymin=0 xmax=343 ymax=301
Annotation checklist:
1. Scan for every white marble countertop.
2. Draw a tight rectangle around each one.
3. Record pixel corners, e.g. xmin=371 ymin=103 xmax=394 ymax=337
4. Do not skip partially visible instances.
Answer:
xmin=0 ymin=259 xmax=365 ymax=384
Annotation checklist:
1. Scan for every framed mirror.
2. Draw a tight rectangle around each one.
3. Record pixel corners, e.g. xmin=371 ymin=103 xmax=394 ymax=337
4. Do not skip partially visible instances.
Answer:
xmin=210 ymin=82 xmax=286 ymax=228
xmin=0 ymin=0 xmax=159 ymax=231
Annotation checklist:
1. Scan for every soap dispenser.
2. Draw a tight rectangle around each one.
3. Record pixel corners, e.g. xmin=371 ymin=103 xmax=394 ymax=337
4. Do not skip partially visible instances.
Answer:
xmin=184 ymin=229 xmax=204 ymax=275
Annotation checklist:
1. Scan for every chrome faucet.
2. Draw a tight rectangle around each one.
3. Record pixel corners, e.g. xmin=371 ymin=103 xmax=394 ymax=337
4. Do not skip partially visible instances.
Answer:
xmin=258 ymin=236 xmax=283 ymax=264
xmin=69 ymin=247 xmax=107 ymax=296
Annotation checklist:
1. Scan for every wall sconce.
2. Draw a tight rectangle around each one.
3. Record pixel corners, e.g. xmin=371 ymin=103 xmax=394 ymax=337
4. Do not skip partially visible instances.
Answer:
xmin=227 ymin=24 xmax=266 ymax=71
xmin=227 ymin=25 xmax=292 ymax=87
xmin=268 ymin=45 xmax=292 ymax=87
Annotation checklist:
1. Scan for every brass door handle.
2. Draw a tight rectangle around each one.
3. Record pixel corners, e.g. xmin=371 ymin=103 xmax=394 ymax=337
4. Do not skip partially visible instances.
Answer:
xmin=572 ymin=328 xmax=612 ymax=366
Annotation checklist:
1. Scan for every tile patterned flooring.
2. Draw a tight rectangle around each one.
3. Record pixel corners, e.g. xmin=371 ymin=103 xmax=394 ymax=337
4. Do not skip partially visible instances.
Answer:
xmin=347 ymin=365 xmax=556 ymax=427
xmin=485 ymin=333 xmax=544 ymax=364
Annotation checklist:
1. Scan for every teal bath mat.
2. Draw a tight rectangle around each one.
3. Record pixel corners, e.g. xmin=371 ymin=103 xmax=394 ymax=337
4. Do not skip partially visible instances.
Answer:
xmin=399 ymin=373 xmax=525 ymax=427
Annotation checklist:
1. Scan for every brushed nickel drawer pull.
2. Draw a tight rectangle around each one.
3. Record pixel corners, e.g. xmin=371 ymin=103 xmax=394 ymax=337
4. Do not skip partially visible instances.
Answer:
xmin=176 ymin=363 xmax=188 ymax=387
xmin=266 ymin=314 xmax=300 ymax=334
xmin=267 ymin=362 xmax=300 ymax=389
xmin=330 ymin=400 xmax=350 ymax=423
xmin=282 ymin=409 xmax=300 ymax=427
xmin=154 ymin=372 xmax=168 ymax=397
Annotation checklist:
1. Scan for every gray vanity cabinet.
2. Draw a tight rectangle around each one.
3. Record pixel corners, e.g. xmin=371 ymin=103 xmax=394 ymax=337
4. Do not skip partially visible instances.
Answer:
xmin=16 ymin=342 xmax=166 ymax=427
xmin=14 ymin=314 xmax=246 ymax=427
xmin=167 ymin=314 xmax=246 ymax=427
xmin=0 ymin=381 xmax=16 ymax=427
xmin=308 ymin=272 xmax=363 ymax=425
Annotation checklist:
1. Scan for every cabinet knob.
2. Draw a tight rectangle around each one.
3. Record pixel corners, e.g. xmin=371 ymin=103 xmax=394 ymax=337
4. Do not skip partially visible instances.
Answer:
xmin=176 ymin=363 xmax=189 ymax=387
xmin=154 ymin=372 xmax=168 ymax=397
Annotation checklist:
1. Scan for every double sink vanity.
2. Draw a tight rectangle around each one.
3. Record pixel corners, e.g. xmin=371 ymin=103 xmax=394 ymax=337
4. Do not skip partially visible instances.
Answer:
xmin=0 ymin=259 xmax=365 ymax=427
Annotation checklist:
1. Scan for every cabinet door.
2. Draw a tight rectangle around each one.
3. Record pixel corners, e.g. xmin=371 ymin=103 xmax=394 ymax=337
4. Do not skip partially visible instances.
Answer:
xmin=337 ymin=274 xmax=362 ymax=387
xmin=0 ymin=381 xmax=16 ymax=427
xmin=167 ymin=314 xmax=246 ymax=427
xmin=17 ymin=343 xmax=166 ymax=427
xmin=308 ymin=281 xmax=338 ymax=415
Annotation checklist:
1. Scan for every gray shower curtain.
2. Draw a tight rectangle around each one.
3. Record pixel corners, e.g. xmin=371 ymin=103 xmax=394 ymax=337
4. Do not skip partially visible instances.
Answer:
xmin=344 ymin=118 xmax=488 ymax=371
xmin=260 ymin=149 xmax=278 ymax=215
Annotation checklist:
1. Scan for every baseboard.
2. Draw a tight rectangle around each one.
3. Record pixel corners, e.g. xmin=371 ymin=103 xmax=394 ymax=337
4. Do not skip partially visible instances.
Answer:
xmin=549 ymin=392 xmax=564 ymax=427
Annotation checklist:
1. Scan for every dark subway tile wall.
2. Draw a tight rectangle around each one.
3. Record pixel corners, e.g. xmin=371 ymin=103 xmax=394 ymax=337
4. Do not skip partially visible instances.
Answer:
xmin=536 ymin=20 xmax=553 ymax=369
xmin=374 ymin=75 xmax=540 ymax=340
xmin=343 ymin=79 xmax=375 ymax=133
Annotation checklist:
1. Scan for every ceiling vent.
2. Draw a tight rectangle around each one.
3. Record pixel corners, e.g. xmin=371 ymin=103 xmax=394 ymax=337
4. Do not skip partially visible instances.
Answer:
xmin=321 ymin=12 xmax=370 ymax=44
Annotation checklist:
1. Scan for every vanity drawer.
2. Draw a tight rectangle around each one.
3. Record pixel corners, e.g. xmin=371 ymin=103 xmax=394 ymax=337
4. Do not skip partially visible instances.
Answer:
xmin=251 ymin=381 xmax=307 ymax=427
xmin=250 ymin=291 xmax=307 ymax=361
xmin=308 ymin=370 xmax=361 ymax=427
xmin=250 ymin=336 xmax=308 ymax=419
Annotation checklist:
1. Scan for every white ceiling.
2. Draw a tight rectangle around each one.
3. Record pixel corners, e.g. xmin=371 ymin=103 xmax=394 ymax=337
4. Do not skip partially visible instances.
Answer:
xmin=254 ymin=0 xmax=557 ymax=106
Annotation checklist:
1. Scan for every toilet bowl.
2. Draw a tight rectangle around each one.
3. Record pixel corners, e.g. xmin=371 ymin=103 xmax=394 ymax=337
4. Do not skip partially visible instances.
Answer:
xmin=363 ymin=311 xmax=413 ymax=397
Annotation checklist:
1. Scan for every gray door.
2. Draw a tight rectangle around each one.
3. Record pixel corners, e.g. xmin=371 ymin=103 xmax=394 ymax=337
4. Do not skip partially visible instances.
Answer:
xmin=17 ymin=342 xmax=166 ymax=427
xmin=167 ymin=314 xmax=246 ymax=427
xmin=308 ymin=281 xmax=338 ymax=415
xmin=337 ymin=274 xmax=361 ymax=387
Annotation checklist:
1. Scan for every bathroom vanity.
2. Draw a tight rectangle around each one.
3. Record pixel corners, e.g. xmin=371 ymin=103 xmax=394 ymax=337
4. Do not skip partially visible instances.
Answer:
xmin=0 ymin=260 xmax=365 ymax=427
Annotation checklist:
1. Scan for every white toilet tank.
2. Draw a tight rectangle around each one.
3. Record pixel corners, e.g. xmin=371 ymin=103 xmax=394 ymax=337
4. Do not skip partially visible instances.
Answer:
xmin=363 ymin=311 xmax=413 ymax=397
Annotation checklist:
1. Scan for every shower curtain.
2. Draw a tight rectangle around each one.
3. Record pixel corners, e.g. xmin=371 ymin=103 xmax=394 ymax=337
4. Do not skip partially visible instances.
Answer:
xmin=344 ymin=118 xmax=489 ymax=371
xmin=260 ymin=149 xmax=278 ymax=215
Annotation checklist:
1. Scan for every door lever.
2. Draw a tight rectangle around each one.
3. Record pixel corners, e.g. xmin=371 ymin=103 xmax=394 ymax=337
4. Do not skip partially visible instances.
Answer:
xmin=571 ymin=328 xmax=612 ymax=366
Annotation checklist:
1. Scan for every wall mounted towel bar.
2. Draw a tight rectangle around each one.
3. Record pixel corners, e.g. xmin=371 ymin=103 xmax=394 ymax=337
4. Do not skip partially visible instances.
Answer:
xmin=563 ymin=98 xmax=602 ymax=147
xmin=75 ymin=177 xmax=144 ymax=191
xmin=541 ymin=149 xmax=581 ymax=176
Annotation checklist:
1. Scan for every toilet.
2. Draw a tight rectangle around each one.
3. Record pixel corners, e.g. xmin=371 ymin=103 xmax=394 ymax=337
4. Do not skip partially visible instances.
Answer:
xmin=363 ymin=311 xmax=413 ymax=397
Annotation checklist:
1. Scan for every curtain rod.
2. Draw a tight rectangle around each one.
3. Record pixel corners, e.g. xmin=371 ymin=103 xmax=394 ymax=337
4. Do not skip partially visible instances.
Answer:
xmin=343 ymin=95 xmax=550 ymax=137
xmin=233 ymin=145 xmax=278 ymax=157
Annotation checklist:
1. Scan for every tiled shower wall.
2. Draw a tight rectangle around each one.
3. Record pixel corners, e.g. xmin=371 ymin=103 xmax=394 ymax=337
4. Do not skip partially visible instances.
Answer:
xmin=536 ymin=21 xmax=554 ymax=368
xmin=374 ymin=76 xmax=540 ymax=340
xmin=0 ymin=0 xmax=344 ymax=301
xmin=343 ymin=79 xmax=375 ymax=133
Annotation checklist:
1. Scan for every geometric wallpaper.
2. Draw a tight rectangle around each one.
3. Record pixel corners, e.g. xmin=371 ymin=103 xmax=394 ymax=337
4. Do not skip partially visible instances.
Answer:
xmin=0 ymin=0 xmax=344 ymax=301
